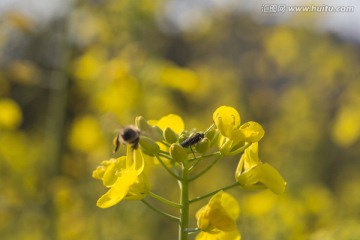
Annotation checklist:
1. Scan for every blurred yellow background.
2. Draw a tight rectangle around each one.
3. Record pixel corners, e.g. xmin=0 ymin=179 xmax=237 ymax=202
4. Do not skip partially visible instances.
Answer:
xmin=1 ymin=0 xmax=360 ymax=239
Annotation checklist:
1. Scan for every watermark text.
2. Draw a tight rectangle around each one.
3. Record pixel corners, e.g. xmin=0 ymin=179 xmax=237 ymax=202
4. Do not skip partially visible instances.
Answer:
xmin=261 ymin=4 xmax=355 ymax=13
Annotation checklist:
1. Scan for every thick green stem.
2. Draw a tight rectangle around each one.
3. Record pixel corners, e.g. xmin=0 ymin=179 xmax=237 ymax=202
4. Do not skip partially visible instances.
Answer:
xmin=179 ymin=159 xmax=190 ymax=240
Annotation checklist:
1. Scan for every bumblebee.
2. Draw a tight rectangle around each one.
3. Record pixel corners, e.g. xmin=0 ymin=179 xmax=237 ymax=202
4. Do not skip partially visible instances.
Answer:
xmin=113 ymin=126 xmax=141 ymax=153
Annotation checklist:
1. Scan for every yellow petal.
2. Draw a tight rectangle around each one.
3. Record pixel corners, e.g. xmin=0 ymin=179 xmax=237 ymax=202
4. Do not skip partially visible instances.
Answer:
xmin=156 ymin=114 xmax=185 ymax=134
xmin=213 ymin=106 xmax=241 ymax=138
xmin=208 ymin=191 xmax=239 ymax=231
xmin=257 ymin=163 xmax=286 ymax=194
xmin=243 ymin=143 xmax=260 ymax=169
xmin=101 ymin=157 xmax=127 ymax=187
xmin=92 ymin=158 xmax=122 ymax=181
xmin=97 ymin=169 xmax=138 ymax=208
xmin=133 ymin=148 xmax=145 ymax=174
xmin=196 ymin=228 xmax=241 ymax=240
xmin=219 ymin=192 xmax=240 ymax=220
xmin=102 ymin=161 xmax=118 ymax=187
xmin=236 ymin=163 xmax=286 ymax=194
xmin=125 ymin=174 xmax=150 ymax=200
xmin=196 ymin=206 xmax=213 ymax=231
xmin=92 ymin=165 xmax=106 ymax=180
xmin=240 ymin=121 xmax=265 ymax=142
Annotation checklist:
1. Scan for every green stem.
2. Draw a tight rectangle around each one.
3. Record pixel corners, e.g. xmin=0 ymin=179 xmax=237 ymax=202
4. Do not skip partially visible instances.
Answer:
xmin=189 ymin=182 xmax=240 ymax=204
xmin=188 ymin=157 xmax=202 ymax=172
xmin=141 ymin=199 xmax=180 ymax=222
xmin=148 ymin=192 xmax=182 ymax=208
xmin=185 ymin=228 xmax=200 ymax=234
xmin=158 ymin=152 xmax=173 ymax=160
xmin=188 ymin=154 xmax=222 ymax=182
xmin=188 ymin=151 xmax=221 ymax=162
xmin=229 ymin=142 xmax=252 ymax=155
xmin=156 ymin=155 xmax=181 ymax=180
xmin=160 ymin=141 xmax=171 ymax=148
xmin=179 ymin=159 xmax=190 ymax=240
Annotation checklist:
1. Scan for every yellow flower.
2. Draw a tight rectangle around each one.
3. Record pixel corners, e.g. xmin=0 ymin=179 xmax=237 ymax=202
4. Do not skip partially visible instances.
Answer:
xmin=196 ymin=191 xmax=241 ymax=240
xmin=196 ymin=229 xmax=241 ymax=240
xmin=148 ymin=114 xmax=185 ymax=155
xmin=93 ymin=146 xmax=150 ymax=208
xmin=213 ymin=106 xmax=264 ymax=155
xmin=150 ymin=114 xmax=185 ymax=135
xmin=0 ymin=98 xmax=22 ymax=130
xmin=213 ymin=106 xmax=241 ymax=139
xmin=235 ymin=143 xmax=286 ymax=194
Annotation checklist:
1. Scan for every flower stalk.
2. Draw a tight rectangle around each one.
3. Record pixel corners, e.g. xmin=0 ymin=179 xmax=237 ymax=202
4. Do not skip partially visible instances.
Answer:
xmin=92 ymin=106 xmax=286 ymax=240
xmin=179 ymin=158 xmax=190 ymax=240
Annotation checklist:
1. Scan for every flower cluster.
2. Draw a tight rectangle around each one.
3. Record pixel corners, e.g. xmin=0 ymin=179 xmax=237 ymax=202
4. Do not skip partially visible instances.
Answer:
xmin=92 ymin=105 xmax=286 ymax=240
xmin=196 ymin=191 xmax=241 ymax=240
xmin=92 ymin=146 xmax=150 ymax=208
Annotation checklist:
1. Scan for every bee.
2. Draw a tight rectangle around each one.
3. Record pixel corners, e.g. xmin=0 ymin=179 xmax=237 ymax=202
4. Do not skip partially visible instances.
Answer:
xmin=113 ymin=125 xmax=141 ymax=153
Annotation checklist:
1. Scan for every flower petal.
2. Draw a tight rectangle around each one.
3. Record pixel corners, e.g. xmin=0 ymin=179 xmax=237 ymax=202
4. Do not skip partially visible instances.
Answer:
xmin=125 ymin=174 xmax=150 ymax=200
xmin=101 ymin=157 xmax=128 ymax=187
xmin=243 ymin=143 xmax=260 ymax=169
xmin=208 ymin=191 xmax=239 ymax=231
xmin=196 ymin=206 xmax=213 ymax=232
xmin=213 ymin=106 xmax=241 ymax=138
xmin=196 ymin=191 xmax=240 ymax=233
xmin=236 ymin=163 xmax=286 ymax=194
xmin=156 ymin=114 xmax=185 ymax=134
xmin=96 ymin=168 xmax=138 ymax=208
xmin=240 ymin=121 xmax=265 ymax=142
xmin=196 ymin=228 xmax=241 ymax=240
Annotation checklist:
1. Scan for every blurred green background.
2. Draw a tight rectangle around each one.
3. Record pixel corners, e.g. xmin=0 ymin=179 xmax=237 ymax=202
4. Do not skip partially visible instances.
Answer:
xmin=1 ymin=0 xmax=360 ymax=239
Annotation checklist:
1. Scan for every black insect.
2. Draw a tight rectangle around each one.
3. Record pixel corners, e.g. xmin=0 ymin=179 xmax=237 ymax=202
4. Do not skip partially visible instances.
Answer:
xmin=113 ymin=126 xmax=141 ymax=153
xmin=180 ymin=132 xmax=205 ymax=148
xmin=180 ymin=123 xmax=215 ymax=148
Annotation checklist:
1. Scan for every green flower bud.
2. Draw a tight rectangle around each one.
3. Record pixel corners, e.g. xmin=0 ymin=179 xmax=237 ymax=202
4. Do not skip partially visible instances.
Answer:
xmin=135 ymin=116 xmax=148 ymax=130
xmin=169 ymin=143 xmax=188 ymax=162
xmin=195 ymin=138 xmax=210 ymax=153
xmin=205 ymin=129 xmax=220 ymax=147
xmin=219 ymin=139 xmax=233 ymax=156
xmin=178 ymin=132 xmax=189 ymax=144
xmin=135 ymin=116 xmax=164 ymax=141
xmin=139 ymin=136 xmax=160 ymax=156
xmin=163 ymin=127 xmax=178 ymax=144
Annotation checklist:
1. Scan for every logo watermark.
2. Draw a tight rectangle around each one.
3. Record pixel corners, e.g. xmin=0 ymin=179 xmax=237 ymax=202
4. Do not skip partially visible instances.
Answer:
xmin=261 ymin=4 xmax=355 ymax=13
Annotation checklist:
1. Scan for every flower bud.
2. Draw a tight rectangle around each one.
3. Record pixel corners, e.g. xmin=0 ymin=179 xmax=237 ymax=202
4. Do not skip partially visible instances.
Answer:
xmin=92 ymin=159 xmax=116 ymax=180
xmin=135 ymin=116 xmax=163 ymax=141
xmin=163 ymin=127 xmax=178 ymax=144
xmin=135 ymin=115 xmax=148 ymax=130
xmin=139 ymin=136 xmax=160 ymax=156
xmin=169 ymin=143 xmax=188 ymax=162
xmin=219 ymin=139 xmax=233 ymax=155
xmin=195 ymin=138 xmax=210 ymax=153
xmin=178 ymin=131 xmax=189 ymax=144
xmin=92 ymin=165 xmax=106 ymax=180
xmin=205 ymin=129 xmax=220 ymax=147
